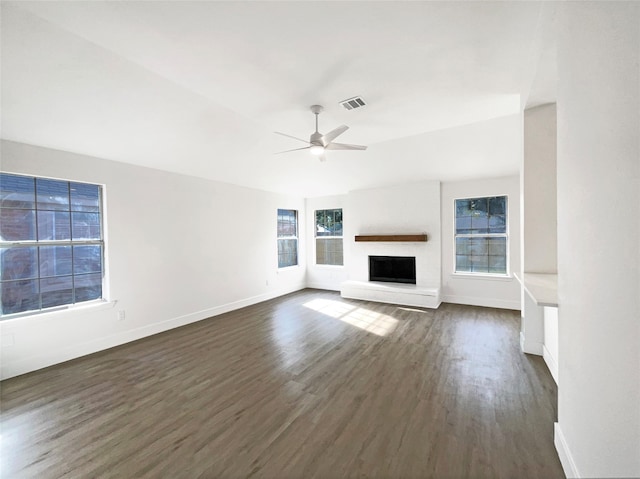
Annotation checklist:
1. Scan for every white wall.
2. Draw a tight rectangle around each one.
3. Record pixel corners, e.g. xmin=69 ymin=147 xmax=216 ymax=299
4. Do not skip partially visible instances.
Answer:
xmin=305 ymin=195 xmax=348 ymax=291
xmin=346 ymin=181 xmax=441 ymax=289
xmin=523 ymin=103 xmax=557 ymax=273
xmin=555 ymin=3 xmax=640 ymax=478
xmin=440 ymin=176 xmax=521 ymax=310
xmin=0 ymin=140 xmax=306 ymax=379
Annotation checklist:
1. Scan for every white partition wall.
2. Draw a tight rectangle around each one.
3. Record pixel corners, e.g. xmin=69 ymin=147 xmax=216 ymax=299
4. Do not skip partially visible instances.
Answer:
xmin=555 ymin=3 xmax=640 ymax=477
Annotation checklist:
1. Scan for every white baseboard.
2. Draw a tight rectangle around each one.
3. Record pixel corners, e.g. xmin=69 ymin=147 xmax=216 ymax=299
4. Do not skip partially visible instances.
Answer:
xmin=542 ymin=344 xmax=559 ymax=384
xmin=305 ymin=281 xmax=340 ymax=292
xmin=440 ymin=294 xmax=520 ymax=311
xmin=1 ymin=284 xmax=305 ymax=380
xmin=555 ymin=422 xmax=580 ymax=478
xmin=520 ymin=331 xmax=544 ymax=356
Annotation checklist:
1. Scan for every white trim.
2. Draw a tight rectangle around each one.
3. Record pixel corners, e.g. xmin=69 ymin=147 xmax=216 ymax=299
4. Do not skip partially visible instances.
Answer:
xmin=452 ymin=194 xmax=510 ymax=277
xmin=554 ymin=422 xmax=580 ymax=478
xmin=1 ymin=299 xmax=117 ymax=324
xmin=451 ymin=272 xmax=513 ymax=281
xmin=519 ymin=330 xmax=543 ymax=355
xmin=441 ymin=294 xmax=520 ymax=311
xmin=306 ymin=281 xmax=340 ymax=291
xmin=0 ymin=284 xmax=305 ymax=380
xmin=542 ymin=344 xmax=559 ymax=384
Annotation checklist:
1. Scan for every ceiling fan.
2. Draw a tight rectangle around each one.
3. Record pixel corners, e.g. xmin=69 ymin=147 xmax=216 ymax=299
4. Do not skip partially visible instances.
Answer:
xmin=274 ymin=105 xmax=367 ymax=162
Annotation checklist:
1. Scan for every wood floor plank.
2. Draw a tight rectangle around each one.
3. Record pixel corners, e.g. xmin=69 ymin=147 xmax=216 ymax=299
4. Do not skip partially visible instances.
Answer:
xmin=1 ymin=289 xmax=564 ymax=478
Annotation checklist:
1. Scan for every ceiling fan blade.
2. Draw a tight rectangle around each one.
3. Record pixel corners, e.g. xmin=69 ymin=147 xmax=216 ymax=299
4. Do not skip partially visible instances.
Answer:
xmin=321 ymin=125 xmax=349 ymax=145
xmin=325 ymin=142 xmax=368 ymax=151
xmin=274 ymin=131 xmax=310 ymax=144
xmin=274 ymin=146 xmax=312 ymax=155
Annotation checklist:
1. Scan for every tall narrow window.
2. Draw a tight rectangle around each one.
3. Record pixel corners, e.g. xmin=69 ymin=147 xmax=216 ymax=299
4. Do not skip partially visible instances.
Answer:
xmin=454 ymin=196 xmax=507 ymax=275
xmin=315 ymin=208 xmax=343 ymax=266
xmin=0 ymin=173 xmax=104 ymax=316
xmin=277 ymin=209 xmax=298 ymax=268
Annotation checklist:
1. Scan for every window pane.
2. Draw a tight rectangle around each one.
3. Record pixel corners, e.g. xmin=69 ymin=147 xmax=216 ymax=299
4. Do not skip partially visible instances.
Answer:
xmin=71 ymin=212 xmax=101 ymax=240
xmin=316 ymin=238 xmax=343 ymax=265
xmin=455 ymin=236 xmax=507 ymax=274
xmin=278 ymin=238 xmax=298 ymax=268
xmin=0 ymin=173 xmax=35 ymax=209
xmin=0 ymin=208 xmax=36 ymax=241
xmin=316 ymin=209 xmax=343 ymax=237
xmin=277 ymin=209 xmax=297 ymax=238
xmin=39 ymin=246 xmax=72 ymax=277
xmin=470 ymin=215 xmax=489 ymax=234
xmin=1 ymin=279 xmax=39 ymax=315
xmin=470 ymin=198 xmax=489 ymax=216
xmin=488 ymin=255 xmax=507 ymax=274
xmin=456 ymin=254 xmax=470 ymax=272
xmin=37 ymin=210 xmax=71 ymax=241
xmin=73 ymin=245 xmax=102 ymax=274
xmin=488 ymin=238 xmax=507 ymax=256
xmin=470 ymin=238 xmax=488 ymax=256
xmin=70 ymin=183 xmax=100 ymax=212
xmin=455 ymin=237 xmax=472 ymax=255
xmin=488 ymin=214 xmax=506 ymax=234
xmin=489 ymin=196 xmax=506 ymax=215
xmin=455 ymin=216 xmax=472 ymax=234
xmin=455 ymin=199 xmax=473 ymax=217
xmin=0 ymin=247 xmax=38 ymax=280
xmin=36 ymin=178 xmax=70 ymax=211
xmin=75 ymin=273 xmax=102 ymax=302
xmin=41 ymin=276 xmax=73 ymax=309
xmin=470 ymin=255 xmax=489 ymax=272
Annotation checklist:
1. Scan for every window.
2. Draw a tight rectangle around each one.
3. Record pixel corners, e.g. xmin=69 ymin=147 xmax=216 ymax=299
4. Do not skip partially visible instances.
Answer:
xmin=315 ymin=208 xmax=343 ymax=266
xmin=0 ymin=173 xmax=104 ymax=317
xmin=277 ymin=209 xmax=298 ymax=268
xmin=455 ymin=196 xmax=507 ymax=275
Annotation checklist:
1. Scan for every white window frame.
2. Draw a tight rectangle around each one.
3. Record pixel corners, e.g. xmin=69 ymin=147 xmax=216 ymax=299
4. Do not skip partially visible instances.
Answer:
xmin=453 ymin=195 xmax=509 ymax=277
xmin=277 ymin=208 xmax=298 ymax=269
xmin=315 ymin=208 xmax=344 ymax=267
xmin=0 ymin=172 xmax=106 ymax=318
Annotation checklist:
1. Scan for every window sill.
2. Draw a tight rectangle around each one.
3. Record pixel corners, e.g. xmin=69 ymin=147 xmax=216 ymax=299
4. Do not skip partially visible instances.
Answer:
xmin=1 ymin=299 xmax=117 ymax=323
xmin=451 ymin=272 xmax=513 ymax=281
xmin=313 ymin=264 xmax=345 ymax=269
xmin=277 ymin=265 xmax=300 ymax=272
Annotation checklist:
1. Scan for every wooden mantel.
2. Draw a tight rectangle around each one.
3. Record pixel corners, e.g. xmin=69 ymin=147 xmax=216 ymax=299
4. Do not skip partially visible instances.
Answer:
xmin=354 ymin=234 xmax=428 ymax=242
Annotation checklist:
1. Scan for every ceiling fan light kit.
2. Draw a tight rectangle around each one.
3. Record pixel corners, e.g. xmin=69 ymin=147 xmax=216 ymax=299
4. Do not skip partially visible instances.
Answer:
xmin=274 ymin=104 xmax=368 ymax=161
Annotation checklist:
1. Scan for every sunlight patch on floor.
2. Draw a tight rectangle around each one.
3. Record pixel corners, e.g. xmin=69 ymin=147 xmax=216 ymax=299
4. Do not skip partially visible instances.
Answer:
xmin=303 ymin=298 xmax=356 ymax=318
xmin=303 ymin=298 xmax=398 ymax=336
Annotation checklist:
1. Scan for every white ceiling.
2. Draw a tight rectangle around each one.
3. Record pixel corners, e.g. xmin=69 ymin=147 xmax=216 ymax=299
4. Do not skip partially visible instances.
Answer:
xmin=1 ymin=1 xmax=555 ymax=197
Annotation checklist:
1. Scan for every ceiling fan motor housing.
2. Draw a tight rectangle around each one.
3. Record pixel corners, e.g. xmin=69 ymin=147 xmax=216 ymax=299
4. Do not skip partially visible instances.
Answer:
xmin=310 ymin=131 xmax=324 ymax=146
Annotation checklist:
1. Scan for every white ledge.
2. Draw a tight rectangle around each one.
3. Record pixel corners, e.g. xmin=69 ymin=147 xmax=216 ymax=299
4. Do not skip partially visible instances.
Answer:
xmin=340 ymin=280 xmax=441 ymax=309
xmin=515 ymin=273 xmax=558 ymax=307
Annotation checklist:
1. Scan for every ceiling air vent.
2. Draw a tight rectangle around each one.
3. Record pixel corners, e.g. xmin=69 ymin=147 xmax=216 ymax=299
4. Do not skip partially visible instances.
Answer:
xmin=339 ymin=96 xmax=366 ymax=111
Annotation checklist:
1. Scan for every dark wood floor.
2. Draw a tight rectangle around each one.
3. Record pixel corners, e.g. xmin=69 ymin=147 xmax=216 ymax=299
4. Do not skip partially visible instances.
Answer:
xmin=1 ymin=289 xmax=564 ymax=478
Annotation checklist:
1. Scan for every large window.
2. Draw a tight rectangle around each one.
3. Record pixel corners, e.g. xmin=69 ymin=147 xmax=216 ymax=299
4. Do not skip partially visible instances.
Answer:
xmin=0 ymin=173 xmax=104 ymax=316
xmin=455 ymin=196 xmax=507 ymax=275
xmin=315 ymin=208 xmax=343 ymax=266
xmin=277 ymin=209 xmax=298 ymax=268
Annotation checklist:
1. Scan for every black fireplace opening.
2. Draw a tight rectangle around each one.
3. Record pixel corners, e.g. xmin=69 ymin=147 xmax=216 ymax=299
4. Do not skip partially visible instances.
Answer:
xmin=369 ymin=256 xmax=416 ymax=284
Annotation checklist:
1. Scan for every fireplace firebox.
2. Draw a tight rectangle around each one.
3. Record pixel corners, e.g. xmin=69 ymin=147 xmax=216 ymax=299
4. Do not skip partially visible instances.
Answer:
xmin=369 ymin=256 xmax=416 ymax=284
